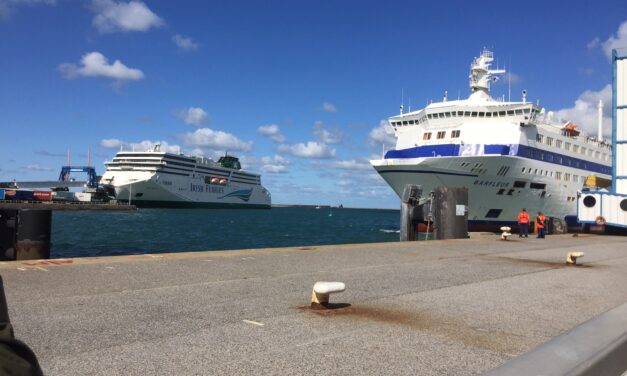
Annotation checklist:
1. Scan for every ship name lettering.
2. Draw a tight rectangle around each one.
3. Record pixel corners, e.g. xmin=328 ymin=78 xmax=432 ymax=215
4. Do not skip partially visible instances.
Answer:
xmin=473 ymin=180 xmax=509 ymax=188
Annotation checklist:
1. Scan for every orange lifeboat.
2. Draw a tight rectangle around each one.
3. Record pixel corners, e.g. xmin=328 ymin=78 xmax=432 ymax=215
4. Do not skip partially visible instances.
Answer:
xmin=219 ymin=178 xmax=228 ymax=185
xmin=562 ymin=123 xmax=580 ymax=137
xmin=210 ymin=177 xmax=220 ymax=184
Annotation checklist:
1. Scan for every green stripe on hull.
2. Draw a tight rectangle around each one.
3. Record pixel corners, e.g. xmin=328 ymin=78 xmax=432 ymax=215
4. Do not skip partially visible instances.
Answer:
xmin=119 ymin=200 xmax=270 ymax=209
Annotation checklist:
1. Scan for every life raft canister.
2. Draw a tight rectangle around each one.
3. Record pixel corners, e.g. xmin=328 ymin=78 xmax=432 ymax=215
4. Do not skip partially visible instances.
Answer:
xmin=595 ymin=216 xmax=606 ymax=225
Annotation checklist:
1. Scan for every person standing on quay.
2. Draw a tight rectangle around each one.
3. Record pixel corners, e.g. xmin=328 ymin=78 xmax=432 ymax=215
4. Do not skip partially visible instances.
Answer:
xmin=536 ymin=211 xmax=546 ymax=239
xmin=517 ymin=208 xmax=530 ymax=238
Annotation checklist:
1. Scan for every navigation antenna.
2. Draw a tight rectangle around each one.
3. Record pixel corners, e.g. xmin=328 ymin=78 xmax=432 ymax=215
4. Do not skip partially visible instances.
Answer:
xmin=400 ymin=88 xmax=404 ymax=115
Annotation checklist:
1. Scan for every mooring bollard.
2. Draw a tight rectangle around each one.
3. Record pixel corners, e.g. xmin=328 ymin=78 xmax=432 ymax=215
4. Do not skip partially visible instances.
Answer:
xmin=566 ymin=252 xmax=584 ymax=265
xmin=500 ymin=226 xmax=512 ymax=240
xmin=311 ymin=282 xmax=345 ymax=309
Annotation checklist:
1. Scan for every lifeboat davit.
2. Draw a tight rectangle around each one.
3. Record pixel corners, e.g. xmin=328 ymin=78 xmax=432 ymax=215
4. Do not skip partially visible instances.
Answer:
xmin=562 ymin=122 xmax=580 ymax=137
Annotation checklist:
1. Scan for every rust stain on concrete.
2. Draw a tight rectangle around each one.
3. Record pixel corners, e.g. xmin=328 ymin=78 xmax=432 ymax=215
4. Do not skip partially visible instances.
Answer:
xmin=296 ymin=304 xmax=527 ymax=354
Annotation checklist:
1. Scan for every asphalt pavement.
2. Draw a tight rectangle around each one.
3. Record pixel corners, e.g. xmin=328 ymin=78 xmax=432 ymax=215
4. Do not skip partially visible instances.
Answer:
xmin=1 ymin=234 xmax=627 ymax=375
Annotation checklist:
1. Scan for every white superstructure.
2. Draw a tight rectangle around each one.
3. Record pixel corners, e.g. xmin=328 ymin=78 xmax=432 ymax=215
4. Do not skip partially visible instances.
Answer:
xmin=101 ymin=144 xmax=271 ymax=208
xmin=371 ymin=48 xmax=612 ymax=229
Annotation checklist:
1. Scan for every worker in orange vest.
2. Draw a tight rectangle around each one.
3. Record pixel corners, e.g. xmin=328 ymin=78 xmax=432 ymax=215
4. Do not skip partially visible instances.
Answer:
xmin=517 ymin=208 xmax=530 ymax=238
xmin=536 ymin=211 xmax=546 ymax=239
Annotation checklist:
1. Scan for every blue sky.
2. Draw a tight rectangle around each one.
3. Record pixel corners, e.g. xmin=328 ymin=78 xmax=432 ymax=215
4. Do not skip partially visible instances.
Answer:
xmin=1 ymin=0 xmax=627 ymax=208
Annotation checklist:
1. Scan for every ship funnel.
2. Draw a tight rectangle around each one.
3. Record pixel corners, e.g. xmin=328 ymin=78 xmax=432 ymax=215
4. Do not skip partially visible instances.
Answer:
xmin=598 ymin=100 xmax=603 ymax=140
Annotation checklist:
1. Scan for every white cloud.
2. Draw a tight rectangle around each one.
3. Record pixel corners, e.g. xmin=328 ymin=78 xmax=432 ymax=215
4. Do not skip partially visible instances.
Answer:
xmin=257 ymin=124 xmax=286 ymax=143
xmin=553 ymin=84 xmax=612 ymax=138
xmin=313 ymin=121 xmax=342 ymax=144
xmin=177 ymin=107 xmax=208 ymax=126
xmin=58 ymin=52 xmax=144 ymax=81
xmin=100 ymin=138 xmax=182 ymax=153
xmin=260 ymin=154 xmax=290 ymax=173
xmin=321 ymin=102 xmax=337 ymax=113
xmin=182 ymin=127 xmax=253 ymax=152
xmin=90 ymin=0 xmax=164 ymax=33
xmin=25 ymin=163 xmax=52 ymax=171
xmin=601 ymin=20 xmax=627 ymax=59
xmin=172 ymin=34 xmax=199 ymax=51
xmin=328 ymin=159 xmax=372 ymax=171
xmin=100 ymin=138 xmax=125 ymax=148
xmin=277 ymin=141 xmax=335 ymax=159
xmin=368 ymin=120 xmax=396 ymax=147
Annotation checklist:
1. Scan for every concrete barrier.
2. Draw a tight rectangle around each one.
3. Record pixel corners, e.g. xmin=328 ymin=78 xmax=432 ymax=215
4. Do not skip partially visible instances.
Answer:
xmin=484 ymin=302 xmax=627 ymax=375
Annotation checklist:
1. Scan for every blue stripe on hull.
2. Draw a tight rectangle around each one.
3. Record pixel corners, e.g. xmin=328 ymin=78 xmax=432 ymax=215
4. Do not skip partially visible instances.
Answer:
xmin=384 ymin=143 xmax=611 ymax=175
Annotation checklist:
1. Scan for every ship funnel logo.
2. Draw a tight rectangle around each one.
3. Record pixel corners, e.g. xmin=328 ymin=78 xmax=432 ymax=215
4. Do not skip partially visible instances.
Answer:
xmin=218 ymin=188 xmax=253 ymax=202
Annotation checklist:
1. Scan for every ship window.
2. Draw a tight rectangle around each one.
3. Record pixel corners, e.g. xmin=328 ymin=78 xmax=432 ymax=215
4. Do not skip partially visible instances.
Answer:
xmin=497 ymin=189 xmax=505 ymax=195
xmin=492 ymin=111 xmax=498 ymax=117
xmin=427 ymin=114 xmax=433 ymax=119
xmin=513 ymin=181 xmax=526 ymax=188
xmin=478 ymin=112 xmax=485 ymax=117
xmin=546 ymin=137 xmax=553 ymax=146
xmin=565 ymin=142 xmax=571 ymax=151
xmin=564 ymin=173 xmax=571 ymax=181
xmin=437 ymin=131 xmax=446 ymax=139
xmin=515 ymin=109 xmax=523 ymax=115
xmin=522 ymin=167 xmax=526 ymax=173
xmin=581 ymin=147 xmax=586 ymax=155
xmin=507 ymin=189 xmax=515 ymax=195
xmin=403 ymin=121 xmax=408 ymax=125
xmin=523 ymin=108 xmax=531 ymax=114
xmin=423 ymin=132 xmax=432 ymax=140
xmin=530 ymin=183 xmax=546 ymax=189
xmin=555 ymin=140 xmax=562 ymax=148
xmin=485 ymin=209 xmax=503 ymax=218
xmin=408 ymin=120 xmax=414 ymax=124
xmin=555 ymin=172 xmax=562 ymax=180
xmin=499 ymin=111 xmax=506 ymax=116
xmin=464 ymin=111 xmax=471 ymax=116
xmin=445 ymin=112 xmax=451 ymax=117
xmin=583 ymin=195 xmax=596 ymax=208
xmin=451 ymin=130 xmax=461 ymax=138
xmin=471 ymin=112 xmax=478 ymax=117
xmin=486 ymin=112 xmax=492 ymax=117
xmin=507 ymin=110 xmax=515 ymax=115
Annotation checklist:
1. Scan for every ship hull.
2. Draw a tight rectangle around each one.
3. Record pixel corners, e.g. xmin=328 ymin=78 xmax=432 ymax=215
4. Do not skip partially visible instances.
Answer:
xmin=372 ymin=155 xmax=607 ymax=231
xmin=104 ymin=170 xmax=271 ymax=209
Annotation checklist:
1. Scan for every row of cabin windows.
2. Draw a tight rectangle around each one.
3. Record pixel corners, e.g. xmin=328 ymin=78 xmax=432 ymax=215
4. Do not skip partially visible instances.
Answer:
xmin=521 ymin=167 xmax=585 ymax=183
xmin=391 ymin=108 xmax=532 ymax=127
xmin=422 ymin=129 xmax=461 ymax=140
xmin=536 ymin=134 xmax=610 ymax=161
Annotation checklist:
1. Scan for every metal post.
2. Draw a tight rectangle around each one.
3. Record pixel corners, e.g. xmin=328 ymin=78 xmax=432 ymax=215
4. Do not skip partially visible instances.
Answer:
xmin=400 ymin=184 xmax=422 ymax=242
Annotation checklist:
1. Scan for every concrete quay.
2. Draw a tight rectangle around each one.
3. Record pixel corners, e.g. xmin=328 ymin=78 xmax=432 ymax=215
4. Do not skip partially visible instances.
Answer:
xmin=1 ymin=234 xmax=627 ymax=375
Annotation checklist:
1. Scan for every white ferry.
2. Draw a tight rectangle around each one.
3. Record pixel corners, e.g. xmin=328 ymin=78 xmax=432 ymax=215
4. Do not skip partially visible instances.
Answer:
xmin=370 ymin=48 xmax=612 ymax=230
xmin=101 ymin=144 xmax=271 ymax=208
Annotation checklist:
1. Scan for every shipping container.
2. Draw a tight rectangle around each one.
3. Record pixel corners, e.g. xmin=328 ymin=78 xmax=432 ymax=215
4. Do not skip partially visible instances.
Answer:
xmin=3 ymin=189 xmax=35 ymax=201
xmin=0 ymin=188 xmax=4 ymax=200
xmin=33 ymin=191 xmax=53 ymax=201
xmin=75 ymin=192 xmax=92 ymax=202
xmin=52 ymin=191 xmax=76 ymax=201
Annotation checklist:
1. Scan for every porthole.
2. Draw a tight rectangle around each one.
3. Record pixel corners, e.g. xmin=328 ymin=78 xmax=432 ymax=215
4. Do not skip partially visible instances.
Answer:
xmin=583 ymin=195 xmax=596 ymax=208
xmin=620 ymin=199 xmax=627 ymax=211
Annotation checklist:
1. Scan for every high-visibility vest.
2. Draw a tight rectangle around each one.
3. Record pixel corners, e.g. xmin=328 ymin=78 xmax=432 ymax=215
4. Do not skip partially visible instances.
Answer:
xmin=517 ymin=212 xmax=530 ymax=224
xmin=536 ymin=215 xmax=546 ymax=229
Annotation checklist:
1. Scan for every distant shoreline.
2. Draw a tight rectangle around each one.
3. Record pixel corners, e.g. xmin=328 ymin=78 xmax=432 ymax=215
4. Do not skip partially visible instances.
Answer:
xmin=271 ymin=204 xmax=399 ymax=212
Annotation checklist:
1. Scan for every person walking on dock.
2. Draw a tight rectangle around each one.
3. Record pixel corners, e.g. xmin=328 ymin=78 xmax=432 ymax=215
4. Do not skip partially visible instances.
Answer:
xmin=517 ymin=208 xmax=530 ymax=238
xmin=536 ymin=212 xmax=546 ymax=239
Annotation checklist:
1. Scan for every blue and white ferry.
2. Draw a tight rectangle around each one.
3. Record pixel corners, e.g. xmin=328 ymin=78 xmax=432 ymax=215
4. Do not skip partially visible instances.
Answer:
xmin=371 ymin=48 xmax=612 ymax=230
xmin=101 ymin=144 xmax=271 ymax=208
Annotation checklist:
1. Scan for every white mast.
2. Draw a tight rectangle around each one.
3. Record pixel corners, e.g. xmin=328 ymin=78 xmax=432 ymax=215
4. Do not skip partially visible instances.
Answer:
xmin=597 ymin=99 xmax=603 ymax=140
xmin=468 ymin=48 xmax=506 ymax=102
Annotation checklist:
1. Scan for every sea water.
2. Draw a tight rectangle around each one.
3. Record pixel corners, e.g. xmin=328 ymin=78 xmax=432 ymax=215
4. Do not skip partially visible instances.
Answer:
xmin=51 ymin=207 xmax=401 ymax=258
